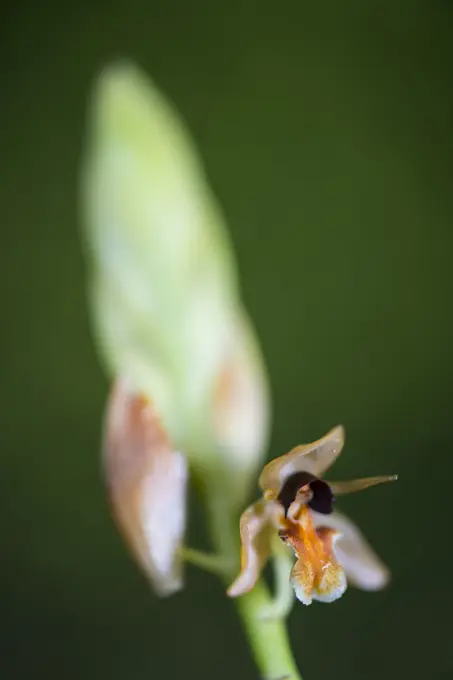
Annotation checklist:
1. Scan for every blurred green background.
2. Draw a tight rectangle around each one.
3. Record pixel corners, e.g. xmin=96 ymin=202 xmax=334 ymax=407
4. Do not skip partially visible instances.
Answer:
xmin=2 ymin=1 xmax=453 ymax=678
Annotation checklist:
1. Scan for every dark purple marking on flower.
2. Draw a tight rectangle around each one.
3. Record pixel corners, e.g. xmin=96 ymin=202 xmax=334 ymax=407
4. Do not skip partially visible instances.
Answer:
xmin=277 ymin=471 xmax=334 ymax=515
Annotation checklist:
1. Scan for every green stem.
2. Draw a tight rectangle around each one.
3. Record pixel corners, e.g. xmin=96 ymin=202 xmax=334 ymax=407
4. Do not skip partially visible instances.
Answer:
xmin=180 ymin=547 xmax=233 ymax=576
xmin=235 ymin=581 xmax=303 ymax=680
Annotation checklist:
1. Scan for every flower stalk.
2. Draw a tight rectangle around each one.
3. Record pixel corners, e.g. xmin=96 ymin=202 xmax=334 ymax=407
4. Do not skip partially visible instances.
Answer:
xmin=236 ymin=583 xmax=303 ymax=680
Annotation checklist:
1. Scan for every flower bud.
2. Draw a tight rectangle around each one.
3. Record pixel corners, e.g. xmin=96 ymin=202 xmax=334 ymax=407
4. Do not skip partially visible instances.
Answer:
xmin=81 ymin=62 xmax=270 ymax=511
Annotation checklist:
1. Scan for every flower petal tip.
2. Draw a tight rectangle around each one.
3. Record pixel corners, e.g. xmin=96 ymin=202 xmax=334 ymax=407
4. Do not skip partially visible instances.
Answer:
xmin=331 ymin=424 xmax=345 ymax=440
xmin=226 ymin=582 xmax=243 ymax=598
xmin=226 ymin=568 xmax=259 ymax=598
xmin=359 ymin=563 xmax=391 ymax=592
xmin=226 ymin=557 xmax=263 ymax=599
xmin=293 ymin=591 xmax=313 ymax=607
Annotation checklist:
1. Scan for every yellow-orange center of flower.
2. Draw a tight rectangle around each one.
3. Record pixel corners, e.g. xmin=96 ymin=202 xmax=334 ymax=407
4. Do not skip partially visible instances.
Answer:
xmin=280 ymin=504 xmax=346 ymax=604
xmin=282 ymin=505 xmax=327 ymax=566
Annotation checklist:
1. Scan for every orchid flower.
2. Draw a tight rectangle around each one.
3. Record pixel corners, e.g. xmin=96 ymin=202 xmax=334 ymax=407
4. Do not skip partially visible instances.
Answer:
xmin=227 ymin=426 xmax=397 ymax=606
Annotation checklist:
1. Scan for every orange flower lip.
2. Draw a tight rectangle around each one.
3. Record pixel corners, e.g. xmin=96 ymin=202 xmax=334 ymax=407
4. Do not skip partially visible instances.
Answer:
xmin=281 ymin=505 xmax=347 ymax=605
xmin=280 ymin=505 xmax=337 ymax=575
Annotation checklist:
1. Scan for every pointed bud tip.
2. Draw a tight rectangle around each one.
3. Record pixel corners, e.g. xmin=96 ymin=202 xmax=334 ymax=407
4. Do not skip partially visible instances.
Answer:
xmin=95 ymin=60 xmax=148 ymax=98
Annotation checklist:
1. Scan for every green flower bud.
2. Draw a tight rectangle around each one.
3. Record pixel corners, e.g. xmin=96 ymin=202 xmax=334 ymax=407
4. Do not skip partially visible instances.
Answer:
xmin=81 ymin=63 xmax=270 ymax=509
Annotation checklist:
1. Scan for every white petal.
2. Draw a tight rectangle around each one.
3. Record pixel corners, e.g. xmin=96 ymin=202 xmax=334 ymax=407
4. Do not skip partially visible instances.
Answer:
xmin=259 ymin=426 xmax=344 ymax=495
xmin=103 ymin=377 xmax=188 ymax=596
xmin=312 ymin=510 xmax=390 ymax=591
xmin=227 ymin=500 xmax=271 ymax=597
